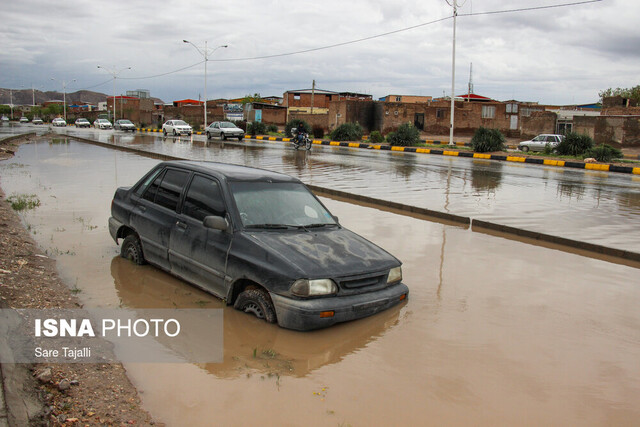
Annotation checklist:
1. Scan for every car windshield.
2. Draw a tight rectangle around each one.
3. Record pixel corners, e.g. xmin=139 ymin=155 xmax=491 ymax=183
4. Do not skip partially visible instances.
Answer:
xmin=119 ymin=120 xmax=133 ymax=124
xmin=220 ymin=122 xmax=236 ymax=128
xmin=230 ymin=181 xmax=337 ymax=228
xmin=174 ymin=120 xmax=188 ymax=126
xmin=78 ymin=119 xmax=88 ymax=122
xmin=532 ymin=135 xmax=546 ymax=141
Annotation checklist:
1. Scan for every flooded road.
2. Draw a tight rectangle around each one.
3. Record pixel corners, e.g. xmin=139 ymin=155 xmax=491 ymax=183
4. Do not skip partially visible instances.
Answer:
xmin=60 ymin=128 xmax=640 ymax=254
xmin=2 ymin=140 xmax=640 ymax=426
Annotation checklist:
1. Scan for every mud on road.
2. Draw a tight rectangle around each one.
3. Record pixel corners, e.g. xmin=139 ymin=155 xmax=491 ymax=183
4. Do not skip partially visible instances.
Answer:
xmin=0 ymin=134 xmax=157 ymax=426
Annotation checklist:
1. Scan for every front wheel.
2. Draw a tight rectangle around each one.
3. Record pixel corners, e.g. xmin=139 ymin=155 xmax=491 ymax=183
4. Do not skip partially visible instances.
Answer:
xmin=173 ymin=129 xmax=177 ymax=136
xmin=234 ymin=289 xmax=277 ymax=323
xmin=206 ymin=132 xmax=211 ymax=140
xmin=305 ymin=139 xmax=312 ymax=150
xmin=221 ymin=133 xmax=227 ymax=141
xmin=163 ymin=129 xmax=167 ymax=136
xmin=121 ymin=234 xmax=146 ymax=265
xmin=238 ymin=136 xmax=243 ymax=141
xmin=521 ymin=146 xmax=529 ymax=152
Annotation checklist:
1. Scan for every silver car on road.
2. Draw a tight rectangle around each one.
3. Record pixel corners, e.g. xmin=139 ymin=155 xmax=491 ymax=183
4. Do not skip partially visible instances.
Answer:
xmin=206 ymin=121 xmax=245 ymax=141
xmin=518 ymin=134 xmax=564 ymax=152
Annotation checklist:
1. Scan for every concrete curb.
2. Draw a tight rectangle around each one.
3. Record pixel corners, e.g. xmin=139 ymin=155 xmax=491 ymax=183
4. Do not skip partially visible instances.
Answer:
xmin=0 ymin=133 xmax=37 ymax=144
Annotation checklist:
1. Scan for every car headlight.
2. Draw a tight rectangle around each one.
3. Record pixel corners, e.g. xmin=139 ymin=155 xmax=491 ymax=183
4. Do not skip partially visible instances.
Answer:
xmin=387 ymin=266 xmax=402 ymax=285
xmin=290 ymin=279 xmax=337 ymax=297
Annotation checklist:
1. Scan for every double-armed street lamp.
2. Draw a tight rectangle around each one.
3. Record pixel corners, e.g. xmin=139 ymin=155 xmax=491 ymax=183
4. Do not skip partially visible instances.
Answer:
xmin=183 ymin=40 xmax=227 ymax=129
xmin=97 ymin=65 xmax=132 ymax=121
xmin=50 ymin=78 xmax=76 ymax=122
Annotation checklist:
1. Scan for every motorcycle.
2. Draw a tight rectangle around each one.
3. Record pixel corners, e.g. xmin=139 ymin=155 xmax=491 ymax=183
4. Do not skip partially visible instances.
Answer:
xmin=291 ymin=128 xmax=312 ymax=151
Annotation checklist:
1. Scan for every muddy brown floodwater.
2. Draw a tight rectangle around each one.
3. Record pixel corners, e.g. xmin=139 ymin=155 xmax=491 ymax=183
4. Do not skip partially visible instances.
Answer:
xmin=2 ymin=140 xmax=640 ymax=426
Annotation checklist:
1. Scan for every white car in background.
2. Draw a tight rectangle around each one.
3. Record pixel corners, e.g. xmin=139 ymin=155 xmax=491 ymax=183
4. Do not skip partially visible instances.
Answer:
xmin=32 ymin=118 xmax=44 ymax=125
xmin=52 ymin=118 xmax=67 ymax=127
xmin=162 ymin=120 xmax=192 ymax=136
xmin=205 ymin=121 xmax=245 ymax=141
xmin=94 ymin=119 xmax=113 ymax=129
xmin=20 ymin=117 xmax=29 ymax=123
xmin=75 ymin=118 xmax=91 ymax=128
xmin=518 ymin=134 xmax=564 ymax=152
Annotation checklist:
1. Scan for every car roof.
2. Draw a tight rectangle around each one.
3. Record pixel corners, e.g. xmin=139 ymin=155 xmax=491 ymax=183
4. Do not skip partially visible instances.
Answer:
xmin=159 ymin=160 xmax=300 ymax=183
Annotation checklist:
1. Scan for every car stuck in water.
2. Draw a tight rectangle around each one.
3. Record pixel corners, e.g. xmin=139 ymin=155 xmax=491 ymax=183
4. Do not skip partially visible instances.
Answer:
xmin=109 ymin=161 xmax=408 ymax=331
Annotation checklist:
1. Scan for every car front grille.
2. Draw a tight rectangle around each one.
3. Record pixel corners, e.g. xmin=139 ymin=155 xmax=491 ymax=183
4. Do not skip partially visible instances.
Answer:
xmin=338 ymin=272 xmax=387 ymax=290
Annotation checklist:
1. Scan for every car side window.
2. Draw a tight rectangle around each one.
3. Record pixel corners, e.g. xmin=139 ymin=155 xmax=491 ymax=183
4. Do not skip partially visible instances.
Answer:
xmin=153 ymin=169 xmax=190 ymax=211
xmin=182 ymin=175 xmax=225 ymax=221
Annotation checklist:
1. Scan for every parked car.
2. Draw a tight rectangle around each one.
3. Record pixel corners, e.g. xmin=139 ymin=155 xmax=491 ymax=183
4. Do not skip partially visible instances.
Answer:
xmin=518 ymin=134 xmax=564 ymax=152
xmin=109 ymin=161 xmax=408 ymax=331
xmin=19 ymin=117 xmax=29 ymax=123
xmin=94 ymin=119 xmax=113 ymax=129
xmin=32 ymin=118 xmax=44 ymax=125
xmin=75 ymin=118 xmax=91 ymax=128
xmin=52 ymin=118 xmax=67 ymax=127
xmin=114 ymin=119 xmax=136 ymax=132
xmin=1 ymin=116 xmax=9 ymax=122
xmin=162 ymin=120 xmax=192 ymax=136
xmin=206 ymin=121 xmax=245 ymax=141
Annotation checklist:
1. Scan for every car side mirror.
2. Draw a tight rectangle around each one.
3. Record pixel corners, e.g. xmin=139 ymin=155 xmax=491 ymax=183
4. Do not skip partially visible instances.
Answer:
xmin=332 ymin=216 xmax=339 ymax=223
xmin=203 ymin=215 xmax=229 ymax=232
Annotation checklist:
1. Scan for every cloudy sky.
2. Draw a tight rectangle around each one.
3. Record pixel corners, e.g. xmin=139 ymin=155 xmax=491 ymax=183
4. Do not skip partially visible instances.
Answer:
xmin=1 ymin=0 xmax=636 ymax=105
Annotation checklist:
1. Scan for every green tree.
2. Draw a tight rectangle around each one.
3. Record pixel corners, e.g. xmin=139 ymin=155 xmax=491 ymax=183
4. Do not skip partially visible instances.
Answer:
xmin=387 ymin=123 xmax=420 ymax=147
xmin=470 ymin=127 xmax=506 ymax=153
xmin=599 ymin=85 xmax=640 ymax=104
xmin=241 ymin=93 xmax=262 ymax=104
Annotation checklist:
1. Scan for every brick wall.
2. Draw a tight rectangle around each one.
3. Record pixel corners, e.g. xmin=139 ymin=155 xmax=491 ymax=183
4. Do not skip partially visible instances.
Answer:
xmin=574 ymin=115 xmax=640 ymax=147
xmin=521 ymin=111 xmax=557 ymax=138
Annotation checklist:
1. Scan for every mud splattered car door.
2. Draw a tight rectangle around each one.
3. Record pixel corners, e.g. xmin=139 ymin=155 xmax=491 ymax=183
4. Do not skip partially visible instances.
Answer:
xmin=169 ymin=174 xmax=232 ymax=298
xmin=130 ymin=168 xmax=190 ymax=270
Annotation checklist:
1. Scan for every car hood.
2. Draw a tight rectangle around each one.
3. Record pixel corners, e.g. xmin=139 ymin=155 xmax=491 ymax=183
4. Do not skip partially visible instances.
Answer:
xmin=244 ymin=227 xmax=399 ymax=278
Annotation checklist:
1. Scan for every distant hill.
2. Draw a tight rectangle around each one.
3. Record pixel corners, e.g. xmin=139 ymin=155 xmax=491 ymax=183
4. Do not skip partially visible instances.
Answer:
xmin=0 ymin=88 xmax=164 ymax=105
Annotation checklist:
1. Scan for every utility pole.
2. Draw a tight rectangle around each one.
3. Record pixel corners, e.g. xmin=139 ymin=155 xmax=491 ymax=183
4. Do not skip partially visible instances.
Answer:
xmin=310 ymin=80 xmax=316 ymax=114
xmin=447 ymin=0 xmax=461 ymax=146
xmin=467 ymin=62 xmax=473 ymax=102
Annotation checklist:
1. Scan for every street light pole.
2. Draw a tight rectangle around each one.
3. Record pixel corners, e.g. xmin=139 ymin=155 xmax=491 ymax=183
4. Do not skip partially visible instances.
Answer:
xmin=50 ymin=78 xmax=76 ymax=122
xmin=183 ymin=40 xmax=227 ymax=129
xmin=97 ymin=65 xmax=131 ymax=122
xmin=447 ymin=0 xmax=460 ymax=146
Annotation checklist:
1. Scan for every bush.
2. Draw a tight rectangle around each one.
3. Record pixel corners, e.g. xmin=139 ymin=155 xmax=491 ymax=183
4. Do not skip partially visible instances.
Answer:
xmin=587 ymin=144 xmax=623 ymax=163
xmin=266 ymin=124 xmax=279 ymax=133
xmin=285 ymin=119 xmax=311 ymax=137
xmin=387 ymin=123 xmax=420 ymax=147
xmin=248 ymin=121 xmax=266 ymax=135
xmin=555 ymin=132 xmax=593 ymax=156
xmin=470 ymin=127 xmax=506 ymax=153
xmin=330 ymin=122 xmax=363 ymax=141
xmin=312 ymin=126 xmax=325 ymax=139
xmin=369 ymin=131 xmax=384 ymax=144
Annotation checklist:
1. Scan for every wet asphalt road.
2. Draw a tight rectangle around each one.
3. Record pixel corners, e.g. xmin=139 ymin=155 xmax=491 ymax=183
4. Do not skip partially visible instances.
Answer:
xmin=48 ymin=125 xmax=640 ymax=254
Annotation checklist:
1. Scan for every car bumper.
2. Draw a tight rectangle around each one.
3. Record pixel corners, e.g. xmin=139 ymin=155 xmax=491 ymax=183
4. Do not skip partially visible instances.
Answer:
xmin=270 ymin=283 xmax=409 ymax=331
xmin=108 ymin=217 xmax=123 ymax=243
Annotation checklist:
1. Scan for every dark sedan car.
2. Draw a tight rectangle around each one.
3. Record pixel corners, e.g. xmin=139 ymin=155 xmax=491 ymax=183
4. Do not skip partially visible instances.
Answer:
xmin=109 ymin=161 xmax=408 ymax=331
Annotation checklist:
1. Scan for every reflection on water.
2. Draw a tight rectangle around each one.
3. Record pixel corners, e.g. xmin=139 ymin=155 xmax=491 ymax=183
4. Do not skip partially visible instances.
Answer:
xmin=470 ymin=161 xmax=503 ymax=194
xmin=110 ymin=256 xmax=404 ymax=379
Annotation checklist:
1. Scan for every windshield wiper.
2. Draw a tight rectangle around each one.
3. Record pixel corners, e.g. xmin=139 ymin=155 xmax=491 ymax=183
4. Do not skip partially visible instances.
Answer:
xmin=245 ymin=224 xmax=294 ymax=229
xmin=303 ymin=223 xmax=339 ymax=228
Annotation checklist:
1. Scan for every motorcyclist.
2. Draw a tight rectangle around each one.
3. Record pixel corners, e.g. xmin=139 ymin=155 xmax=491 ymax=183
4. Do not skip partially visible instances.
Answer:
xmin=294 ymin=122 xmax=307 ymax=144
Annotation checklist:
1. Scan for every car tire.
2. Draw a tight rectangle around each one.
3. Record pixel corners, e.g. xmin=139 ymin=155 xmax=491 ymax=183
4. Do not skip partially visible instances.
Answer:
xmin=163 ymin=129 xmax=167 ymax=136
xmin=206 ymin=132 xmax=211 ymax=140
xmin=238 ymin=136 xmax=243 ymax=141
xmin=221 ymin=133 xmax=227 ymax=141
xmin=521 ymin=146 xmax=529 ymax=152
xmin=121 ymin=234 xmax=145 ymax=265
xmin=173 ymin=129 xmax=177 ymax=136
xmin=234 ymin=289 xmax=277 ymax=323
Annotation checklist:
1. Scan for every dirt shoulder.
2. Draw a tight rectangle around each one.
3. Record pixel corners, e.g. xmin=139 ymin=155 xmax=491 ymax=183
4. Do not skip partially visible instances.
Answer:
xmin=0 ymin=134 xmax=158 ymax=426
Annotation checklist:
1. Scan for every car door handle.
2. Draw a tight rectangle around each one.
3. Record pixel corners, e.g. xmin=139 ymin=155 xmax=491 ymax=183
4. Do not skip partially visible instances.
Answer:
xmin=136 ymin=205 xmax=146 ymax=212
xmin=176 ymin=221 xmax=187 ymax=229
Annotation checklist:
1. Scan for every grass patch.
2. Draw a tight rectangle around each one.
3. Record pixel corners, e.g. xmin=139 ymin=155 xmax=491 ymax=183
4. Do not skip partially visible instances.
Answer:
xmin=7 ymin=193 xmax=41 ymax=211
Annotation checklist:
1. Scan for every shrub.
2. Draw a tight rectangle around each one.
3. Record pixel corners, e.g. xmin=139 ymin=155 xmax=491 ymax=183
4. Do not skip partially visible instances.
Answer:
xmin=285 ymin=119 xmax=311 ymax=137
xmin=7 ymin=194 xmax=40 ymax=211
xmin=470 ymin=127 xmax=505 ymax=153
xmin=330 ymin=122 xmax=363 ymax=141
xmin=312 ymin=126 xmax=325 ymax=139
xmin=369 ymin=131 xmax=384 ymax=144
xmin=587 ymin=144 xmax=623 ymax=163
xmin=387 ymin=123 xmax=421 ymax=147
xmin=555 ymin=132 xmax=593 ymax=156
xmin=248 ymin=121 xmax=266 ymax=135
xmin=266 ymin=124 xmax=279 ymax=133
